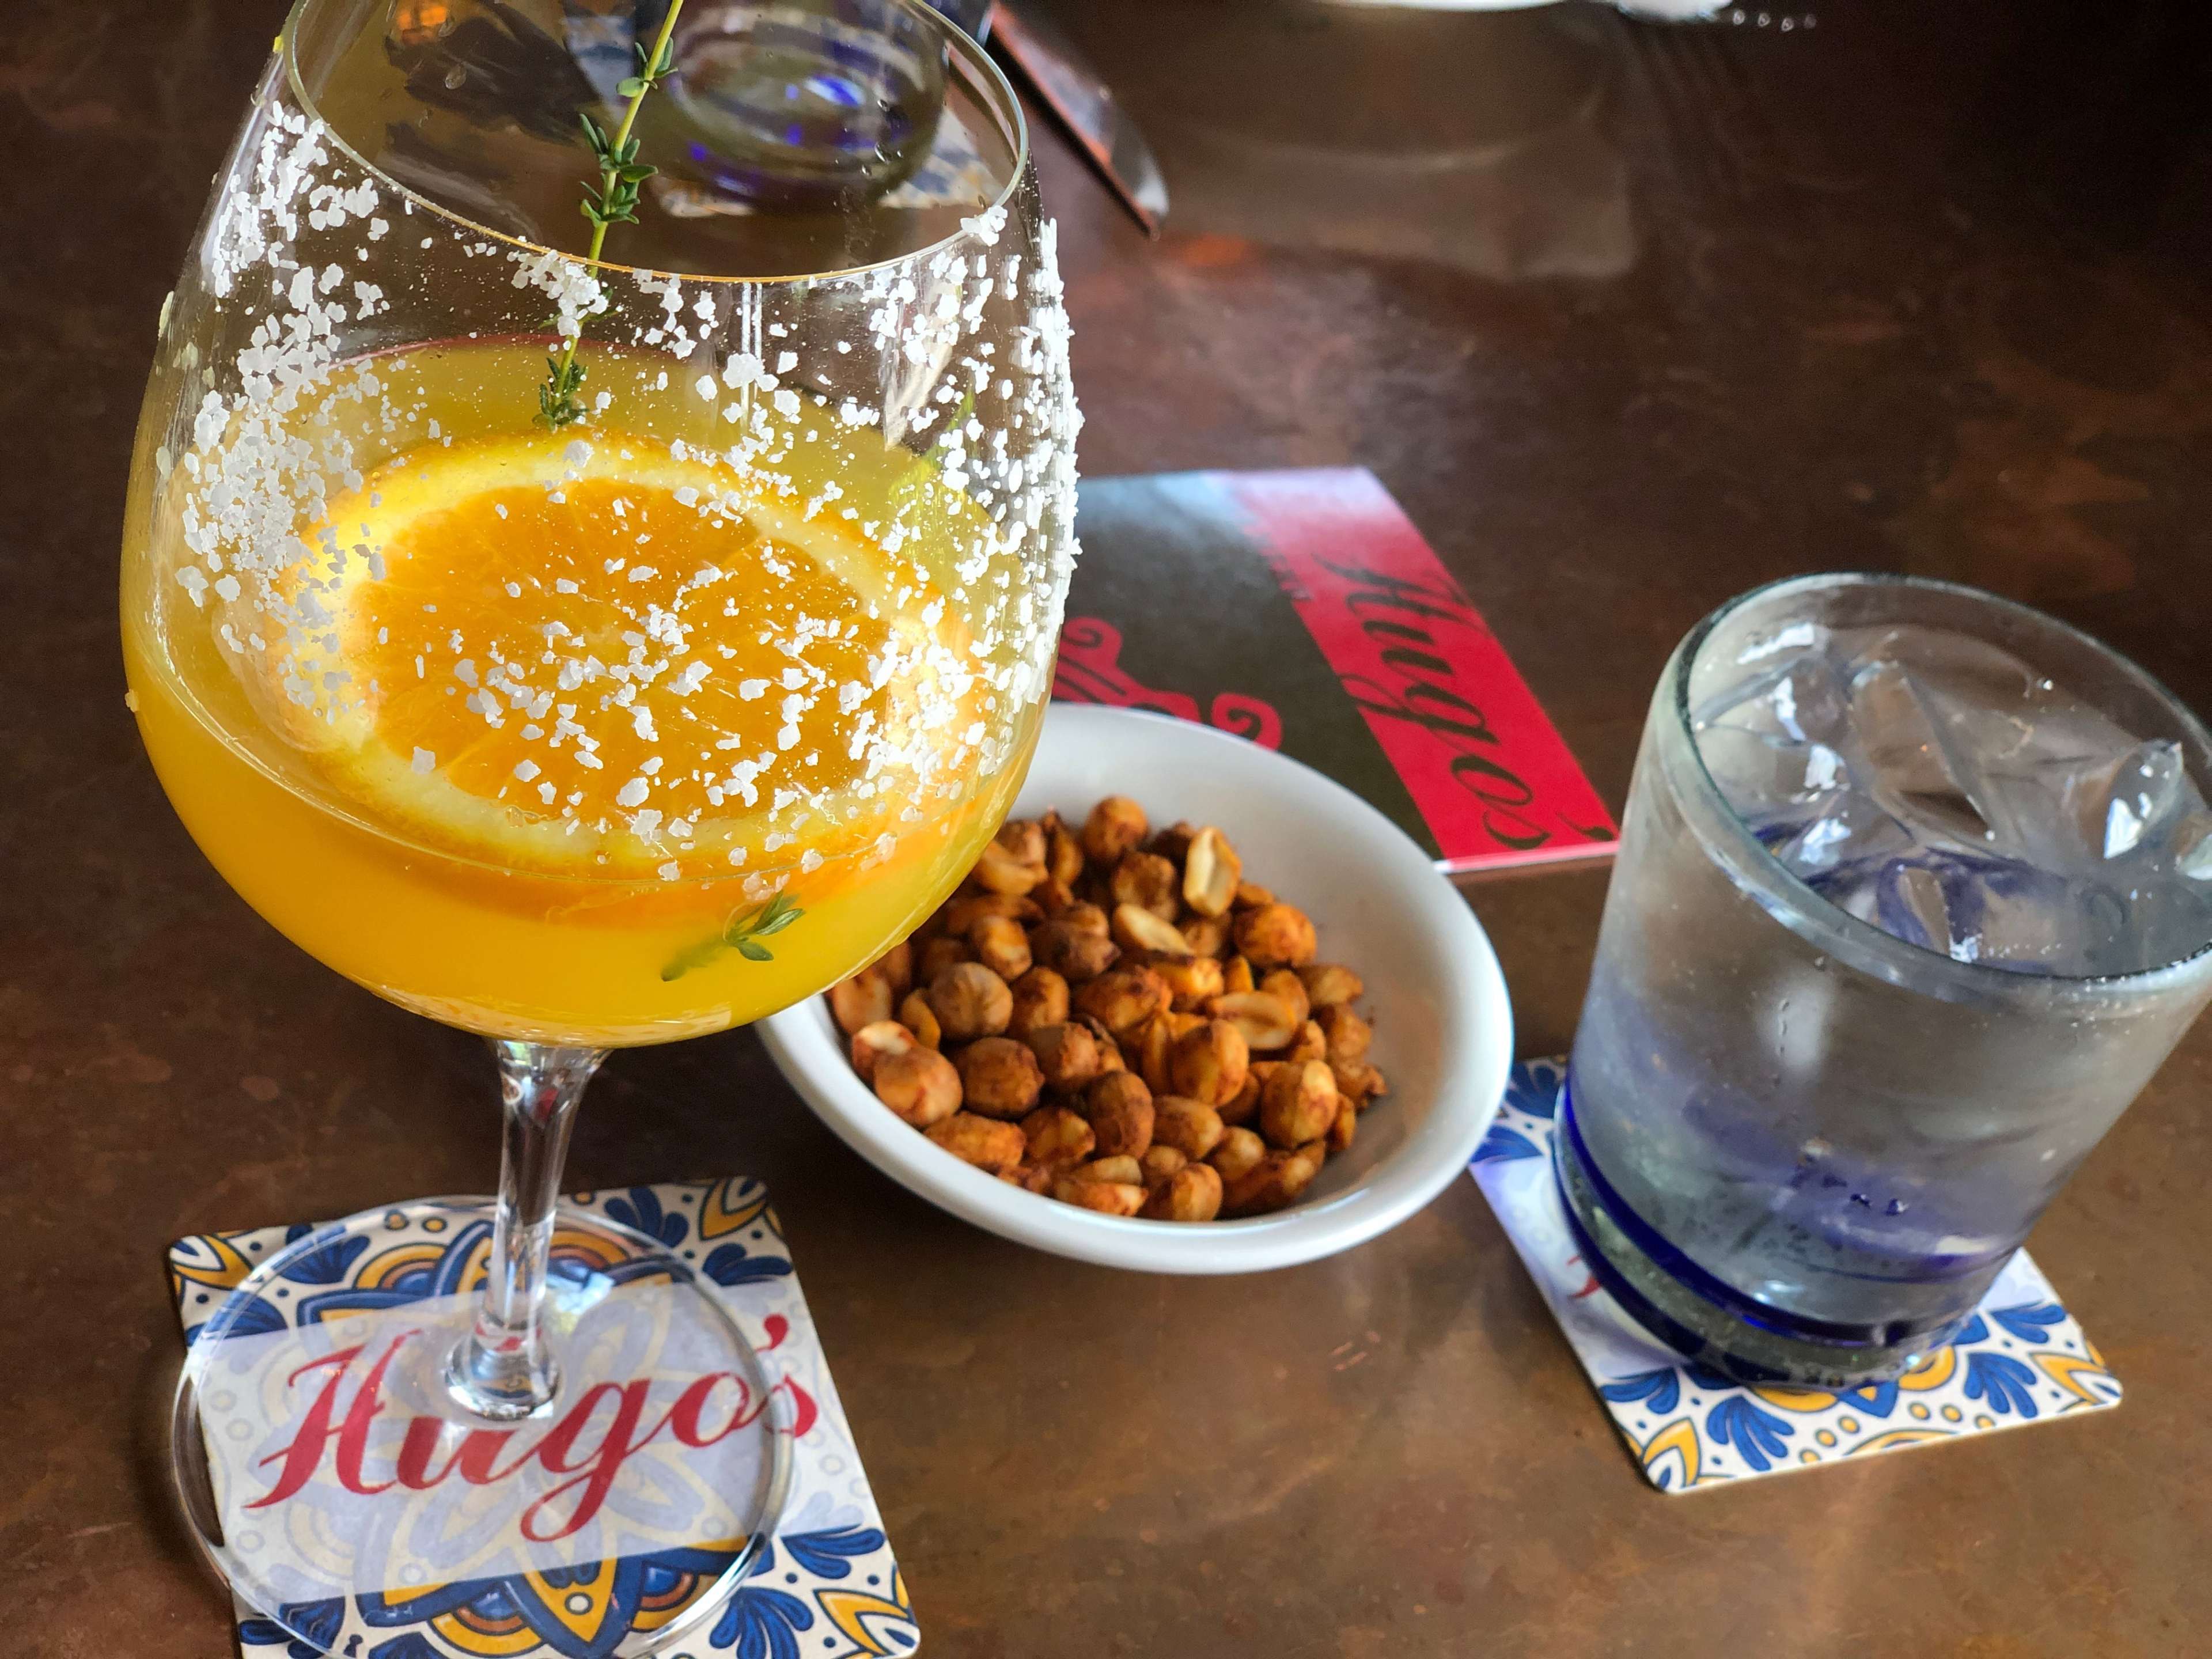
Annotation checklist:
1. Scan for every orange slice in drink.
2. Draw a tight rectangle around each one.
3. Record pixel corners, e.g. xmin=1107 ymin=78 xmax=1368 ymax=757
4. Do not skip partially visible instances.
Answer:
xmin=270 ymin=431 xmax=974 ymax=878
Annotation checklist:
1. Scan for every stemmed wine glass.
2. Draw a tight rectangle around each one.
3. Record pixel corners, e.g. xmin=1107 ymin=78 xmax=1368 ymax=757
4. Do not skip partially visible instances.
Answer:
xmin=124 ymin=0 xmax=1076 ymax=1650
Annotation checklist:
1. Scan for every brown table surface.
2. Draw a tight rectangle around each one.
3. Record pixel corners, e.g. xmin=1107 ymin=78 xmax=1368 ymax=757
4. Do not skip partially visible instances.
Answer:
xmin=6 ymin=0 xmax=2211 ymax=1653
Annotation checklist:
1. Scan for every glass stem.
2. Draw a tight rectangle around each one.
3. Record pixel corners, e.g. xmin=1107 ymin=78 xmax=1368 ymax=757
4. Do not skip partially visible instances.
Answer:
xmin=445 ymin=1040 xmax=607 ymax=1420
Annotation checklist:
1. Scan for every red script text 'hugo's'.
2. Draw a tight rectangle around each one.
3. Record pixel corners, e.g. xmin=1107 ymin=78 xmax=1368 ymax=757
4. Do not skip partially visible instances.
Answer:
xmin=247 ymin=1330 xmax=782 ymax=1540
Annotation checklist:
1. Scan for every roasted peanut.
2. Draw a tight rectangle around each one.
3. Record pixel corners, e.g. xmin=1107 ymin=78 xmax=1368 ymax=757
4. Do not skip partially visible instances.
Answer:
xmin=1067 ymin=1154 xmax=1144 ymax=1185
xmin=929 ymin=960 xmax=1012 ymax=1040
xmin=1221 ymin=1145 xmax=1324 ymax=1217
xmin=1182 ymin=826 xmax=1242 ymax=917
xmin=1260 ymin=1060 xmax=1339 ymax=1149
xmin=1234 ymin=881 xmax=1275 ymax=909
xmin=1053 ymin=1178 xmax=1146 ymax=1217
xmin=1139 ymin=1144 xmax=1189 ymax=1187
xmin=1141 ymin=1162 xmax=1224 ymax=1222
xmin=1061 ymin=901 xmax=1112 ymax=938
xmin=1222 ymin=955 xmax=1256 ymax=994
xmin=925 ymin=1113 xmax=1027 ymax=1174
xmin=1028 ymin=920 xmax=1120 ymax=983
xmin=1003 ymin=1164 xmax=1056 ymax=1194
xmin=1207 ymin=1126 xmax=1267 ymax=1183
xmin=873 ymin=1047 xmax=961 ymax=1128
xmin=828 ymin=968 xmax=893 ymax=1036
xmin=1112 ymin=903 xmax=1192 ymax=957
xmin=1152 ymin=1096 xmax=1227 ymax=1160
xmin=1283 ymin=1020 xmax=1328 ymax=1063
xmin=1074 ymin=967 xmax=1170 ymax=1037
xmin=995 ymin=819 xmax=1047 ymax=868
xmin=1332 ymin=1058 xmax=1388 ymax=1108
xmin=1020 ymin=1104 xmax=1096 ymax=1168
xmin=945 ymin=892 xmax=1042 ymax=937
xmin=1032 ymin=875 xmax=1075 ymax=915
xmin=1149 ymin=820 xmax=1199 ymax=863
xmin=1006 ymin=966 xmax=1070 ymax=1039
xmin=1296 ymin=963 xmax=1365 ymax=1007
xmin=917 ymin=935 xmax=972 ymax=986
xmin=970 ymin=914 xmax=1034 ymax=982
xmin=871 ymin=941 xmax=914 ymax=997
xmin=1327 ymin=1100 xmax=1357 ymax=1153
xmin=1315 ymin=1003 xmax=1372 ymax=1063
xmin=1181 ymin=914 xmax=1232 ymax=957
xmin=1234 ymin=903 xmax=1318 ymax=969
xmin=1110 ymin=851 xmax=1181 ymax=922
xmin=1081 ymin=796 xmax=1148 ymax=866
xmin=1206 ymin=990 xmax=1297 ymax=1052
xmin=1154 ymin=955 xmax=1225 ymax=1011
xmin=1131 ymin=1012 xmax=1175 ymax=1096
xmin=955 ymin=1037 xmax=1044 ymax=1118
xmin=1168 ymin=1018 xmax=1250 ymax=1108
xmin=896 ymin=991 xmax=942 ymax=1050
xmin=850 ymin=1020 xmax=918 ymax=1085
xmin=1259 ymin=969 xmax=1311 ymax=1029
xmin=1026 ymin=1020 xmax=1104 ymax=1091
xmin=972 ymin=838 xmax=1044 ymax=896
xmin=1081 ymin=1071 xmax=1155 ymax=1158
xmin=1218 ymin=1066 xmax=1262 ymax=1127
xmin=1085 ymin=1015 xmax=1128 ymax=1074
xmin=1047 ymin=822 xmax=1086 ymax=885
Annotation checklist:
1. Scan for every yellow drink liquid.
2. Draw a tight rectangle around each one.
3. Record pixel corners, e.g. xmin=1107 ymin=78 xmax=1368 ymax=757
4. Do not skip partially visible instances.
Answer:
xmin=122 ymin=340 xmax=1042 ymax=1046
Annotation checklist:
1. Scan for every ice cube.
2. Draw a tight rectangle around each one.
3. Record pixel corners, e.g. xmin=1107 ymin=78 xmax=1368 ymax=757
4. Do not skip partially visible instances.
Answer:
xmin=1768 ymin=794 xmax=1918 ymax=925
xmin=1846 ymin=658 xmax=2019 ymax=851
xmin=1695 ymin=725 xmax=1852 ymax=818
xmin=1695 ymin=649 xmax=1850 ymax=748
xmin=2173 ymin=814 xmax=2212 ymax=881
xmin=2063 ymin=740 xmax=2192 ymax=861
xmin=1693 ymin=615 xmax=2212 ymax=975
xmin=1874 ymin=861 xmax=1955 ymax=956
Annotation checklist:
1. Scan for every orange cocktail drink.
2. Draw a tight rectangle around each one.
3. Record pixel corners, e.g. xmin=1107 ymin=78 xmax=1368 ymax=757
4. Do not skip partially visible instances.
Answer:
xmin=124 ymin=340 xmax=1039 ymax=1046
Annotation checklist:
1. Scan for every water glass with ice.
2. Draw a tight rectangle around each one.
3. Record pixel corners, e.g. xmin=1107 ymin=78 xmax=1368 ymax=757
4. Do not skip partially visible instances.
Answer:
xmin=1560 ymin=574 xmax=2212 ymax=1383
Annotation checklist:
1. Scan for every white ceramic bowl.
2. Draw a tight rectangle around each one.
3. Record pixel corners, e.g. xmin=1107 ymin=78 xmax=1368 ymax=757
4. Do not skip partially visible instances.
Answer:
xmin=759 ymin=704 xmax=1513 ymax=1273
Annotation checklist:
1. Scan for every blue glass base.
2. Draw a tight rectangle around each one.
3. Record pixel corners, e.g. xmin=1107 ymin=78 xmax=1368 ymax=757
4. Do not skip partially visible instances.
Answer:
xmin=1552 ymin=1081 xmax=1971 ymax=1386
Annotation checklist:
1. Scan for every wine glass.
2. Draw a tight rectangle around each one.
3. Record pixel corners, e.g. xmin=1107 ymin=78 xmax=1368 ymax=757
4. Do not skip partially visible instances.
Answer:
xmin=124 ymin=0 xmax=1076 ymax=1650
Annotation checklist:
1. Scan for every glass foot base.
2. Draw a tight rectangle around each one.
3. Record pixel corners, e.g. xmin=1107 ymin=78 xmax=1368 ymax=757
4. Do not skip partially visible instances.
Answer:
xmin=171 ymin=1199 xmax=792 ymax=1658
xmin=1552 ymin=1097 xmax=1967 ymax=1387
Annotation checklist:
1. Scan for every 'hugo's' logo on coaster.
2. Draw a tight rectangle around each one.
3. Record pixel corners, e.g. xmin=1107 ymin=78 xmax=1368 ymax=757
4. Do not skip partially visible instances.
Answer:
xmin=249 ymin=1330 xmax=780 ymax=1539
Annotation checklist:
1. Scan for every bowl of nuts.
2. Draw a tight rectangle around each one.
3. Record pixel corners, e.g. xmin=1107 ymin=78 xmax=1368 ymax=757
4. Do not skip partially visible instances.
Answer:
xmin=757 ymin=703 xmax=1513 ymax=1273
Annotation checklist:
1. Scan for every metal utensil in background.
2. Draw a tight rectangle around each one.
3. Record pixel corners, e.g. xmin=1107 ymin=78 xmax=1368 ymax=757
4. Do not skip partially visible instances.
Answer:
xmin=986 ymin=2 xmax=1171 ymax=235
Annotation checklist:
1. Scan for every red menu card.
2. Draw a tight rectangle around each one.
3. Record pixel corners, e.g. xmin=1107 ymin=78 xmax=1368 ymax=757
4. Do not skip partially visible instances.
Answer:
xmin=1059 ymin=468 xmax=1616 ymax=875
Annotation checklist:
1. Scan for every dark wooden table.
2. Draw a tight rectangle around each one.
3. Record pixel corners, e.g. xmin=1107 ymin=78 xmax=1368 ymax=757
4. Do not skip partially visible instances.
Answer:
xmin=6 ymin=1 xmax=2210 ymax=1652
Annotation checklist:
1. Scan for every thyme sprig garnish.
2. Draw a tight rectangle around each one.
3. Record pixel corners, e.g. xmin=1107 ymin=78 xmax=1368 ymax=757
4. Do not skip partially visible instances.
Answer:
xmin=660 ymin=891 xmax=806 ymax=981
xmin=539 ymin=0 xmax=688 ymax=429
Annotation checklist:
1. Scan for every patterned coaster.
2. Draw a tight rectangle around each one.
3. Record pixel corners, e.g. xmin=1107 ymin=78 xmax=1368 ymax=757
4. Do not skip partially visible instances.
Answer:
xmin=1470 ymin=1060 xmax=2124 ymax=1492
xmin=168 ymin=1179 xmax=920 ymax=1658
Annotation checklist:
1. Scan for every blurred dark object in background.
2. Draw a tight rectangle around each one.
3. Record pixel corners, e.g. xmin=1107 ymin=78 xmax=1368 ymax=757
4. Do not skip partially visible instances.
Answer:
xmin=1977 ymin=0 xmax=2212 ymax=257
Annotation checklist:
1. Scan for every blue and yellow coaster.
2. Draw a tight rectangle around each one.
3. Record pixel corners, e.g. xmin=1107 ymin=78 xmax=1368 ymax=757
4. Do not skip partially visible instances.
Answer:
xmin=1469 ymin=1060 xmax=2124 ymax=1492
xmin=168 ymin=1179 xmax=920 ymax=1658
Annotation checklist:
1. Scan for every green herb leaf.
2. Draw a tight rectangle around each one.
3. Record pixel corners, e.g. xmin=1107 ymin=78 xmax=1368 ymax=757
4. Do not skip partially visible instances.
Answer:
xmin=539 ymin=0 xmax=689 ymax=430
xmin=735 ymin=940 xmax=772 ymax=963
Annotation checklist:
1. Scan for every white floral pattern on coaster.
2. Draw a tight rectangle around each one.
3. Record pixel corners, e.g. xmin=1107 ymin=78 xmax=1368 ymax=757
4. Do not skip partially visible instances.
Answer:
xmin=168 ymin=1179 xmax=919 ymax=1658
xmin=1470 ymin=1060 xmax=2123 ymax=1492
